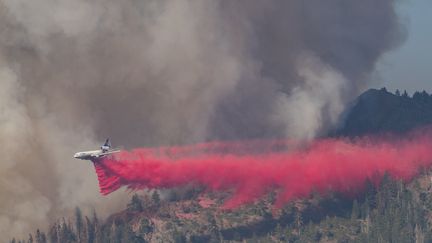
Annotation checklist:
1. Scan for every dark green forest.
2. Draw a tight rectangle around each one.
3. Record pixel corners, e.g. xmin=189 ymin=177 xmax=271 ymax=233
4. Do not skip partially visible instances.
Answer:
xmin=337 ymin=88 xmax=432 ymax=136
xmin=11 ymin=88 xmax=432 ymax=243
xmin=11 ymin=172 xmax=432 ymax=243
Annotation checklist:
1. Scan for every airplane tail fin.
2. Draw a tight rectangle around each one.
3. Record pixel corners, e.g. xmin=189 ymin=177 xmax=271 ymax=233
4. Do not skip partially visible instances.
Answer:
xmin=103 ymin=138 xmax=111 ymax=148
xmin=101 ymin=138 xmax=111 ymax=151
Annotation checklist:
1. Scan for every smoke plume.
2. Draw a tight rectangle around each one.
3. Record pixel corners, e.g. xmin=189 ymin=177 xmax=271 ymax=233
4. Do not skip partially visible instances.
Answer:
xmin=0 ymin=0 xmax=403 ymax=239
xmin=96 ymin=130 xmax=432 ymax=208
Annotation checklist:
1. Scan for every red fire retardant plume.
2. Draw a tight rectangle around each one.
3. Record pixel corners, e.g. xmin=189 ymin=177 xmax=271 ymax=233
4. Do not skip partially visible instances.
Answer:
xmin=94 ymin=129 xmax=432 ymax=208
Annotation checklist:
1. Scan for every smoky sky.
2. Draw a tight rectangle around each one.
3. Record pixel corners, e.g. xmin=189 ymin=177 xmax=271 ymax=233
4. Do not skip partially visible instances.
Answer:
xmin=0 ymin=0 xmax=403 ymax=239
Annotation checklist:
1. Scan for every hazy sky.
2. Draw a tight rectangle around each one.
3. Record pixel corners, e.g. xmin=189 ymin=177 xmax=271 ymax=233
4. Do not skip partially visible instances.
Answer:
xmin=376 ymin=0 xmax=432 ymax=94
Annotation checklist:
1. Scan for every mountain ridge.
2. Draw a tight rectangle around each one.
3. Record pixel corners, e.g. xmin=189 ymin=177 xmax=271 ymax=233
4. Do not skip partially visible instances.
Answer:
xmin=337 ymin=88 xmax=432 ymax=137
xmin=10 ymin=87 xmax=432 ymax=243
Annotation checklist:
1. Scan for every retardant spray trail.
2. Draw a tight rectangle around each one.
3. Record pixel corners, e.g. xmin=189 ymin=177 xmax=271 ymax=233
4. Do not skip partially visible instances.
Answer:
xmin=94 ymin=130 xmax=432 ymax=208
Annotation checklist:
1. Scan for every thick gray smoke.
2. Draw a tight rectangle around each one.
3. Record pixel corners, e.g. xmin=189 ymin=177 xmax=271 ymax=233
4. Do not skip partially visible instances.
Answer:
xmin=0 ymin=0 xmax=403 ymax=239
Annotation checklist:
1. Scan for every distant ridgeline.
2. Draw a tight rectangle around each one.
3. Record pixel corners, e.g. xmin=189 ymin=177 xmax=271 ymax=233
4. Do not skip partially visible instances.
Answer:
xmin=336 ymin=88 xmax=432 ymax=137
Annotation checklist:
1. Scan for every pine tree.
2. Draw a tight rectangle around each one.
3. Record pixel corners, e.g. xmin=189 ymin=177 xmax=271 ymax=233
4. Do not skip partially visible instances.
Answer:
xmin=365 ymin=179 xmax=377 ymax=209
xmin=172 ymin=227 xmax=187 ymax=243
xmin=152 ymin=190 xmax=161 ymax=206
xmin=86 ymin=216 xmax=95 ymax=243
xmin=110 ymin=221 xmax=123 ymax=243
xmin=92 ymin=210 xmax=102 ymax=243
xmin=60 ymin=218 xmax=76 ymax=243
xmin=274 ymin=223 xmax=285 ymax=242
xmin=127 ymin=194 xmax=144 ymax=212
xmin=206 ymin=211 xmax=218 ymax=234
xmin=294 ymin=208 xmax=303 ymax=236
xmin=35 ymin=229 xmax=41 ymax=243
xmin=351 ymin=200 xmax=360 ymax=220
xmin=395 ymin=89 xmax=401 ymax=96
xmin=121 ymin=224 xmax=145 ymax=243
xmin=49 ymin=224 xmax=58 ymax=243
xmin=35 ymin=229 xmax=47 ymax=243
xmin=75 ymin=207 xmax=83 ymax=242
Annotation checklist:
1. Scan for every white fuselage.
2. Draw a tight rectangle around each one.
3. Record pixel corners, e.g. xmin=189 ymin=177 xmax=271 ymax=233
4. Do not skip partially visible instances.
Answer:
xmin=74 ymin=138 xmax=120 ymax=161
xmin=73 ymin=150 xmax=104 ymax=160
xmin=74 ymin=149 xmax=120 ymax=161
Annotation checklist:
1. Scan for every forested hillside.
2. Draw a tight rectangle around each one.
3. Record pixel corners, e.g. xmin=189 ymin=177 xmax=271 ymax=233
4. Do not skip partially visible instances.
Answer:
xmin=10 ymin=88 xmax=432 ymax=243
xmin=337 ymin=88 xmax=432 ymax=136
xmin=10 ymin=172 xmax=432 ymax=243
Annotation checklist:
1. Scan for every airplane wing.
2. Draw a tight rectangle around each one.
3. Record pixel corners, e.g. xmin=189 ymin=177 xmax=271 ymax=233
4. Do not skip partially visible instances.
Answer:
xmin=98 ymin=150 xmax=121 ymax=157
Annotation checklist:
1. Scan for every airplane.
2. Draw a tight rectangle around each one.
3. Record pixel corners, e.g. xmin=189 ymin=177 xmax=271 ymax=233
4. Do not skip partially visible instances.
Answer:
xmin=73 ymin=138 xmax=120 ymax=161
